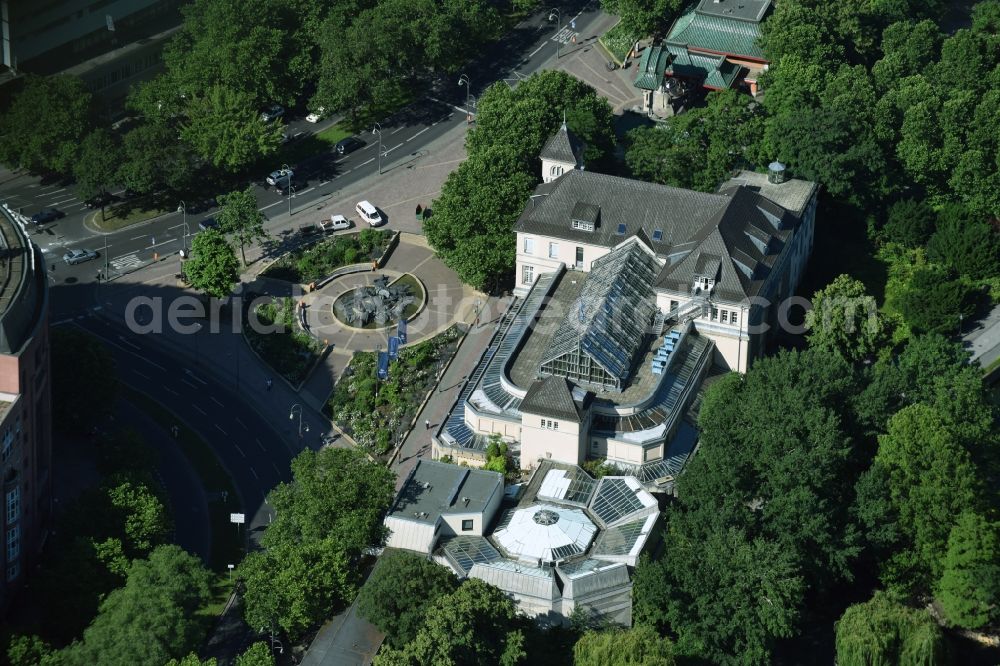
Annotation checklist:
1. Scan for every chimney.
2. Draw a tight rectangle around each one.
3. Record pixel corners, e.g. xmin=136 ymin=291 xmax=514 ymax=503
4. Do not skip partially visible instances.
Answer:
xmin=767 ymin=161 xmax=787 ymax=184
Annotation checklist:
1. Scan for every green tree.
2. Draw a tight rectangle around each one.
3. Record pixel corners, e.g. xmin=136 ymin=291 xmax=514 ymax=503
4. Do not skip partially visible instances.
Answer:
xmin=573 ymin=625 xmax=675 ymax=666
xmin=357 ymin=550 xmax=459 ymax=647
xmin=217 ymin=186 xmax=268 ymax=265
xmin=239 ymin=538 xmax=354 ymax=640
xmin=926 ymin=204 xmax=1000 ymax=280
xmin=601 ymin=0 xmax=684 ymax=35
xmin=374 ymin=579 xmax=526 ymax=666
xmin=165 ymin=655 xmax=217 ymax=666
xmin=262 ymin=447 xmax=395 ymax=555
xmin=236 ymin=642 xmax=274 ymax=666
xmin=804 ymin=274 xmax=887 ymax=362
xmin=50 ymin=328 xmax=118 ymax=432
xmin=626 ymin=89 xmax=765 ymax=192
xmin=6 ymin=635 xmax=56 ymax=666
xmin=0 ymin=74 xmax=93 ymax=174
xmin=104 ymin=474 xmax=172 ymax=555
xmin=881 ymin=198 xmax=936 ymax=248
xmin=834 ymin=592 xmax=949 ymax=666
xmin=179 ymin=85 xmax=282 ymax=172
xmin=119 ymin=122 xmax=198 ymax=195
xmin=66 ymin=545 xmax=212 ymax=666
xmin=936 ymin=511 xmax=1000 ymax=629
xmin=185 ymin=229 xmax=241 ymax=300
xmin=423 ymin=145 xmax=533 ymax=290
xmin=74 ymin=129 xmax=122 ymax=221
xmin=899 ymin=265 xmax=976 ymax=335
xmin=874 ymin=403 xmax=983 ymax=591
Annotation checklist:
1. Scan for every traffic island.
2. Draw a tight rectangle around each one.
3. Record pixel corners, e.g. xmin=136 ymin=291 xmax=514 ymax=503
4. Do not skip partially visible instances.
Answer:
xmin=83 ymin=202 xmax=172 ymax=233
xmin=243 ymin=294 xmax=327 ymax=388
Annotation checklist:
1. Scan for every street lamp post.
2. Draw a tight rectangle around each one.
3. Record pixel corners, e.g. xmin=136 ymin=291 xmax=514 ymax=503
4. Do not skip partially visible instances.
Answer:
xmin=289 ymin=404 xmax=309 ymax=438
xmin=281 ymin=163 xmax=292 ymax=216
xmin=550 ymin=9 xmax=562 ymax=57
xmin=458 ymin=74 xmax=471 ymax=122
xmin=178 ymin=201 xmax=187 ymax=252
xmin=475 ymin=298 xmax=481 ymax=328
xmin=372 ymin=123 xmax=383 ymax=175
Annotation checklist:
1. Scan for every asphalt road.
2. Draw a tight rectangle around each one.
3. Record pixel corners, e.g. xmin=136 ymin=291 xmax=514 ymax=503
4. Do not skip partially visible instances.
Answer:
xmin=3 ymin=1 xmax=604 ymax=311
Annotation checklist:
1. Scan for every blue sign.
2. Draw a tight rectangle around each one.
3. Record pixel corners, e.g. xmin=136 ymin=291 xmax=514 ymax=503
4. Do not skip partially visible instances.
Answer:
xmin=377 ymin=351 xmax=390 ymax=380
xmin=388 ymin=336 xmax=400 ymax=361
xmin=397 ymin=319 xmax=408 ymax=344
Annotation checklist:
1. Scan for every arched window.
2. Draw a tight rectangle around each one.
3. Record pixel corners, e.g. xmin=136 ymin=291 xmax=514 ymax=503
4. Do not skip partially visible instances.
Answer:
xmin=550 ymin=165 xmax=563 ymax=177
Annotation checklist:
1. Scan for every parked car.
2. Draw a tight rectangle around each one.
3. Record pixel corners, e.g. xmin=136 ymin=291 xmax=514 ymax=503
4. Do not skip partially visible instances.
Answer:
xmin=319 ymin=214 xmax=351 ymax=232
xmin=299 ymin=223 xmax=320 ymax=236
xmin=30 ymin=208 xmax=63 ymax=224
xmin=267 ymin=167 xmax=293 ymax=186
xmin=84 ymin=192 xmax=118 ymax=209
xmin=198 ymin=217 xmax=219 ymax=231
xmin=335 ymin=137 xmax=365 ymax=155
xmin=63 ymin=248 xmax=99 ymax=265
xmin=187 ymin=197 xmax=217 ymax=214
xmin=305 ymin=107 xmax=326 ymax=123
xmin=355 ymin=200 xmax=383 ymax=226
xmin=275 ymin=178 xmax=301 ymax=195
xmin=260 ymin=104 xmax=285 ymax=123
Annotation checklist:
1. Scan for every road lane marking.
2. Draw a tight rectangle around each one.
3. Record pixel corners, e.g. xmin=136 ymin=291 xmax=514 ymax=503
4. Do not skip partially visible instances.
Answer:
xmin=234 ymin=443 xmax=244 ymax=456
xmin=210 ymin=396 xmax=224 ymax=407
xmin=257 ymin=438 xmax=266 ymax=452
xmin=529 ymin=43 xmax=546 ymax=57
xmin=133 ymin=369 xmax=151 ymax=380
xmin=249 ymin=466 xmax=259 ymax=479
xmin=391 ymin=126 xmax=405 ymax=134
xmin=117 ymin=335 xmax=140 ymax=351
xmin=259 ymin=200 xmax=283 ymax=211
xmin=271 ymin=461 xmax=281 ymax=475
xmin=235 ymin=417 xmax=247 ymax=430
xmin=358 ymin=158 xmax=374 ymax=167
xmin=383 ymin=142 xmax=403 ymax=155
xmin=185 ymin=369 xmax=207 ymax=385
xmin=163 ymin=386 xmax=179 ymax=396
xmin=181 ymin=378 xmax=197 ymax=389
xmin=406 ymin=127 xmax=430 ymax=142
xmin=192 ymin=404 xmax=207 ymax=415
xmin=216 ymin=424 xmax=228 ymax=436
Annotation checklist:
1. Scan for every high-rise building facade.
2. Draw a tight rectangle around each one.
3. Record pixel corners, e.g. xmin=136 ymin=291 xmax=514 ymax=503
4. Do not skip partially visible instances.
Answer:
xmin=0 ymin=206 xmax=52 ymax=609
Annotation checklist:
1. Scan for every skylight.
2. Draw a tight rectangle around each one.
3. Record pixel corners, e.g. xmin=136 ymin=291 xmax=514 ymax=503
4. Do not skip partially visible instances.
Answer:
xmin=616 ymin=223 xmax=627 ymax=235
xmin=652 ymin=229 xmax=663 ymax=242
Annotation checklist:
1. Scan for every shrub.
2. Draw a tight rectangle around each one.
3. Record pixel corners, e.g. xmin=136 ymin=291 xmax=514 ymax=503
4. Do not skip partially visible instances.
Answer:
xmin=882 ymin=198 xmax=936 ymax=248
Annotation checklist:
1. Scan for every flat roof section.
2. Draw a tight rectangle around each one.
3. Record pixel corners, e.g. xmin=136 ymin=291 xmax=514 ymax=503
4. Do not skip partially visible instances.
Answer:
xmin=390 ymin=460 xmax=502 ymax=525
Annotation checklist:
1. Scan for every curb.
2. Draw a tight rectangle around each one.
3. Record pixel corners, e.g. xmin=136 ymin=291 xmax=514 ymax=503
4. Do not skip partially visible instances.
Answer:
xmin=83 ymin=207 xmax=176 ymax=236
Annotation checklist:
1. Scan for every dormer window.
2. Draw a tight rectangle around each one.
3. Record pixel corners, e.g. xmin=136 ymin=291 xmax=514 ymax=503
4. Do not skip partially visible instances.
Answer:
xmin=694 ymin=276 xmax=714 ymax=292
xmin=570 ymin=202 xmax=599 ymax=232
xmin=550 ymin=165 xmax=564 ymax=178
xmin=572 ymin=218 xmax=594 ymax=231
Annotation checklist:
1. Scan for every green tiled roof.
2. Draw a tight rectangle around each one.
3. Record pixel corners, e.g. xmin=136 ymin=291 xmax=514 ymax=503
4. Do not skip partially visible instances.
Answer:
xmin=666 ymin=3 xmax=767 ymax=60
xmin=634 ymin=45 xmax=671 ymax=90
xmin=665 ymin=45 xmax=741 ymax=89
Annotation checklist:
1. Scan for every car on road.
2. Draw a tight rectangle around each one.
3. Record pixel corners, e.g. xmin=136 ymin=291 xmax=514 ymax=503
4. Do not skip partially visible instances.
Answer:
xmin=299 ymin=222 xmax=320 ymax=236
xmin=63 ymin=248 xmax=99 ymax=265
xmin=260 ymin=104 xmax=285 ymax=123
xmin=198 ymin=217 xmax=219 ymax=231
xmin=266 ymin=167 xmax=294 ymax=186
xmin=84 ymin=192 xmax=118 ymax=209
xmin=275 ymin=178 xmax=302 ymax=195
xmin=305 ymin=107 xmax=326 ymax=123
xmin=30 ymin=208 xmax=63 ymax=224
xmin=335 ymin=137 xmax=365 ymax=155
xmin=356 ymin=200 xmax=383 ymax=227
xmin=320 ymin=214 xmax=351 ymax=232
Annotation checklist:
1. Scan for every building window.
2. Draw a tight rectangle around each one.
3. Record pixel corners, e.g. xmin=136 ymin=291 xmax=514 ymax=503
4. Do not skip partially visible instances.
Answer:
xmin=711 ymin=307 xmax=718 ymax=321
xmin=575 ymin=247 xmax=584 ymax=267
xmin=522 ymin=265 xmax=534 ymax=286
xmin=571 ymin=220 xmax=594 ymax=232
xmin=523 ymin=237 xmax=534 ymax=255
xmin=592 ymin=440 xmax=599 ymax=451
xmin=550 ymin=165 xmax=563 ymax=178
xmin=540 ymin=419 xmax=559 ymax=431
xmin=548 ymin=242 xmax=559 ymax=259
xmin=6 ymin=486 xmax=19 ymax=524
xmin=731 ymin=311 xmax=739 ymax=326
xmin=1 ymin=428 xmax=12 ymax=462
xmin=6 ymin=525 xmax=20 ymax=561
xmin=6 ymin=563 xmax=18 ymax=582
xmin=721 ymin=310 xmax=728 ymax=323
xmin=462 ymin=519 xmax=474 ymax=532
xmin=670 ymin=300 xmax=678 ymax=312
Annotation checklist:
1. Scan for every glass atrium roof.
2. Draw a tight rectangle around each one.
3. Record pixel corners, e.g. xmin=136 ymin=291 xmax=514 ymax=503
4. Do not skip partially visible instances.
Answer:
xmin=493 ymin=503 xmax=598 ymax=564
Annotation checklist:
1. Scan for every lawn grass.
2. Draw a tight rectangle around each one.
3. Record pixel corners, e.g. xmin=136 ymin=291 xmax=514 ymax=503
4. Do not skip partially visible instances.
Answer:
xmin=124 ymin=387 xmax=244 ymax=572
xmin=600 ymin=21 xmax=638 ymax=63
xmin=86 ymin=203 xmax=170 ymax=232
xmin=315 ymin=122 xmax=353 ymax=146
xmin=245 ymin=295 xmax=325 ymax=385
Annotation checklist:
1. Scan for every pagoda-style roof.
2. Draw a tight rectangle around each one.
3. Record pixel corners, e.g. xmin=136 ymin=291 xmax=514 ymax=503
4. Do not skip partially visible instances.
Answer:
xmin=666 ymin=0 xmax=770 ymax=61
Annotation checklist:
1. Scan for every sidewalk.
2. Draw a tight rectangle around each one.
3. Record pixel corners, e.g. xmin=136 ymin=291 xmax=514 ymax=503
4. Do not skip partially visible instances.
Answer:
xmin=390 ymin=294 xmax=510 ymax=490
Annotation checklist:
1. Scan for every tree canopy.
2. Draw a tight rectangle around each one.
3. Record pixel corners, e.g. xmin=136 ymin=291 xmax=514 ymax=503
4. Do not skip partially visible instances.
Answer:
xmin=74 ymin=129 xmax=122 ymax=218
xmin=834 ymin=592 xmax=949 ymax=666
xmin=804 ymin=274 xmax=887 ymax=362
xmin=0 ymin=75 xmax=93 ymax=175
xmin=180 ymin=85 xmax=282 ymax=172
xmin=184 ymin=229 xmax=241 ymax=300
xmin=573 ymin=625 xmax=676 ymax=666
xmin=217 ymin=187 xmax=268 ymax=265
xmin=936 ymin=511 xmax=1000 ymax=629
xmin=357 ymin=550 xmax=459 ymax=647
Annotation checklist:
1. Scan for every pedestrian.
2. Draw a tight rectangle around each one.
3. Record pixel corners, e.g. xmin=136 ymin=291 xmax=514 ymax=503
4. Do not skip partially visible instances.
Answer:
xmin=171 ymin=425 xmax=179 ymax=438
xmin=265 ymin=377 xmax=273 ymax=391
xmin=425 ymin=419 xmax=430 ymax=430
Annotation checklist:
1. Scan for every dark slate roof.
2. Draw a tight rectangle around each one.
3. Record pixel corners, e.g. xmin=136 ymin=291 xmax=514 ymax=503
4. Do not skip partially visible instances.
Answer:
xmin=391 ymin=460 xmax=503 ymax=525
xmin=515 ymin=170 xmax=729 ymax=252
xmin=520 ymin=375 xmax=583 ymax=422
xmin=540 ymin=122 xmax=586 ymax=166
xmin=666 ymin=0 xmax=770 ymax=61
xmin=517 ymin=170 xmax=813 ymax=304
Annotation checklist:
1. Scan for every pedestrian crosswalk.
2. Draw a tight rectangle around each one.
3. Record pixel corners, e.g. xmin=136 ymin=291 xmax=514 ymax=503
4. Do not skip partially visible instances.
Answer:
xmin=110 ymin=253 xmax=142 ymax=271
xmin=552 ymin=27 xmax=578 ymax=44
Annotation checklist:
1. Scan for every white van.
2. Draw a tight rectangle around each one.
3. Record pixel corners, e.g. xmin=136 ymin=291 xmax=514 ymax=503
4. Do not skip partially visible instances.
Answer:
xmin=355 ymin=200 xmax=383 ymax=226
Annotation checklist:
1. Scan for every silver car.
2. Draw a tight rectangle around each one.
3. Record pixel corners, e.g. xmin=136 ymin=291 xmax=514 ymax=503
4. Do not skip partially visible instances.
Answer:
xmin=63 ymin=248 xmax=99 ymax=265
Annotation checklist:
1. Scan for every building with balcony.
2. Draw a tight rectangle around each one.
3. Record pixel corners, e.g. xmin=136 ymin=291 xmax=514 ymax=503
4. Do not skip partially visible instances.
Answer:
xmin=0 ymin=206 xmax=52 ymax=610
xmin=432 ymin=125 xmax=816 ymax=486
xmin=385 ymin=459 xmax=659 ymax=626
